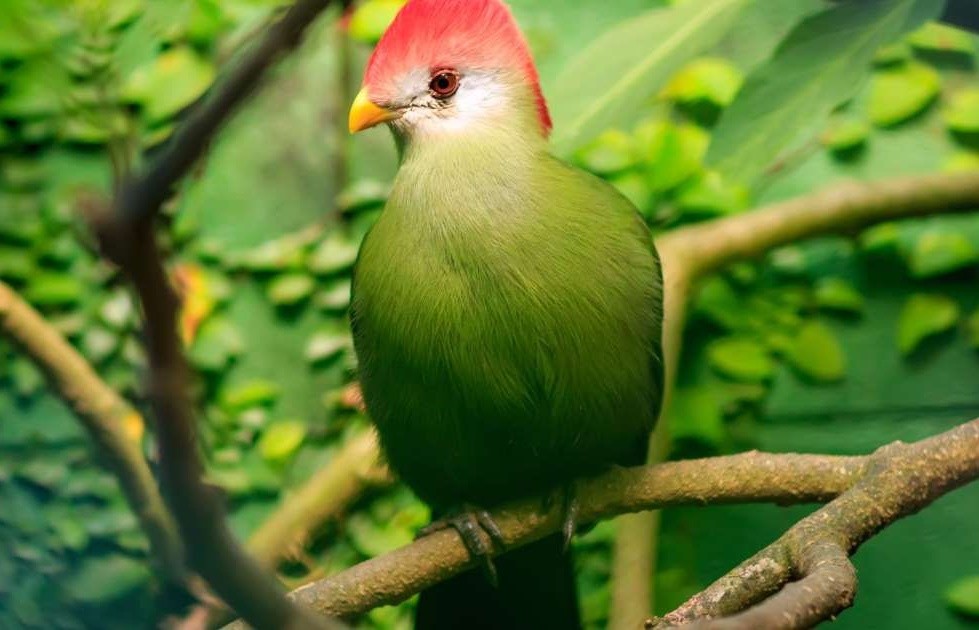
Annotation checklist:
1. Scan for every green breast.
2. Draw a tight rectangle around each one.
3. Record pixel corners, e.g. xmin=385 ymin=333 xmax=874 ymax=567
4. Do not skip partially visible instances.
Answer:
xmin=351 ymin=141 xmax=663 ymax=508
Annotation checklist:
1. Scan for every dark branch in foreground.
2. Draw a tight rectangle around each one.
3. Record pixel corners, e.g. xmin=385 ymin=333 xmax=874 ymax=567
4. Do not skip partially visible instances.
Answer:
xmin=93 ymin=0 xmax=340 ymax=627
xmin=220 ymin=419 xmax=974 ymax=624
xmin=649 ymin=418 xmax=979 ymax=628
xmin=114 ymin=0 xmax=336 ymax=232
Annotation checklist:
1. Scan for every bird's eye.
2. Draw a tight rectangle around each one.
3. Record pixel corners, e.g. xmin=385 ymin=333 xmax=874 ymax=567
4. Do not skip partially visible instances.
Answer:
xmin=429 ymin=71 xmax=460 ymax=98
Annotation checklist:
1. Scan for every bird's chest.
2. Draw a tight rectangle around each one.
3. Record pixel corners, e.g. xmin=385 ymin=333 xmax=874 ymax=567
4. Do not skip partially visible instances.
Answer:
xmin=352 ymin=205 xmax=555 ymax=386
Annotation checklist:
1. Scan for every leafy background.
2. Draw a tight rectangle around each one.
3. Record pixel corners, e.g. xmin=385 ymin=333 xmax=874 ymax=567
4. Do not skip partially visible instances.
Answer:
xmin=1 ymin=0 xmax=978 ymax=628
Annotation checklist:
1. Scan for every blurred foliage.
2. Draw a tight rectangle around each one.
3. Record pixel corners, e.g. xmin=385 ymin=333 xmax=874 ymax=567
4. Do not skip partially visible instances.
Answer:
xmin=0 ymin=0 xmax=978 ymax=629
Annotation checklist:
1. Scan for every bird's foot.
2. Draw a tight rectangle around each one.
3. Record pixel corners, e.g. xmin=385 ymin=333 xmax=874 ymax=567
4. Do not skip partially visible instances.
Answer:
xmin=416 ymin=505 xmax=506 ymax=585
xmin=542 ymin=482 xmax=580 ymax=551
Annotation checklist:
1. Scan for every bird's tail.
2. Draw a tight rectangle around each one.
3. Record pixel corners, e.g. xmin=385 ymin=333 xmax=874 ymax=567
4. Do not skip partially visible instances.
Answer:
xmin=414 ymin=533 xmax=582 ymax=630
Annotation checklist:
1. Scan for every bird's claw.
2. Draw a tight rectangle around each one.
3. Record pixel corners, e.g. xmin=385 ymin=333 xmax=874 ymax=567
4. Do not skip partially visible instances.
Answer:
xmin=417 ymin=505 xmax=505 ymax=586
xmin=542 ymin=483 xmax=580 ymax=551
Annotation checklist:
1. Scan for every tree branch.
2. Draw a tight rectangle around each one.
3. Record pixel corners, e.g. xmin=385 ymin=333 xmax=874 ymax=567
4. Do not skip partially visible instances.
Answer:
xmin=92 ymin=0 xmax=341 ymax=627
xmin=218 ymin=419 xmax=978 ymax=625
xmin=115 ymin=0 xmax=338 ymax=229
xmin=0 ymin=280 xmax=184 ymax=581
xmin=610 ymin=169 xmax=979 ymax=624
xmin=247 ymin=431 xmax=390 ymax=568
xmin=652 ymin=416 xmax=979 ymax=628
xmin=215 ymin=447 xmax=878 ymax=625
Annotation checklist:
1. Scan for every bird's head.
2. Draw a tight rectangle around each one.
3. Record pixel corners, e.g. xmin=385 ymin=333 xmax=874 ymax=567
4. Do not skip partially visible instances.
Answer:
xmin=348 ymin=0 xmax=551 ymax=141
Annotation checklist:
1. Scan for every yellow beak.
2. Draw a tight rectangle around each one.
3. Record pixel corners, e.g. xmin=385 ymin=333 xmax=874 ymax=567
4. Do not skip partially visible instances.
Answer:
xmin=348 ymin=88 xmax=400 ymax=133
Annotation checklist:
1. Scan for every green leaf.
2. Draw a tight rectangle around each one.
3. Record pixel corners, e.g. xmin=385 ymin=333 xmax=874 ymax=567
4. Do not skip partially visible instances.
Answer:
xmin=945 ymin=575 xmax=979 ymax=618
xmin=574 ymin=130 xmax=637 ymax=175
xmin=908 ymin=231 xmax=979 ymax=278
xmin=0 ymin=246 xmax=34 ymax=282
xmin=786 ymin=321 xmax=846 ymax=383
xmin=874 ymin=40 xmax=913 ymax=65
xmin=670 ymin=385 xmax=725 ymax=447
xmin=820 ymin=117 xmax=870 ymax=152
xmin=188 ymin=317 xmax=245 ymax=372
xmin=607 ymin=172 xmax=651 ymax=214
xmin=347 ymin=509 xmax=419 ymax=557
xmin=907 ymin=21 xmax=975 ymax=55
xmin=943 ymin=151 xmax=979 ymax=172
xmin=0 ymin=59 xmax=69 ymax=118
xmin=307 ymin=234 xmax=360 ymax=276
xmin=897 ymin=293 xmax=960 ymax=355
xmin=338 ymin=179 xmax=390 ymax=215
xmin=868 ymin=62 xmax=940 ymax=127
xmin=100 ymin=290 xmax=136 ymax=330
xmin=348 ymin=0 xmax=406 ymax=43
xmin=814 ymin=278 xmax=865 ymax=314
xmin=707 ymin=337 xmax=774 ymax=381
xmin=267 ymin=274 xmax=315 ymax=306
xmin=707 ymin=0 xmax=937 ymax=186
xmin=81 ymin=327 xmax=119 ymax=364
xmin=636 ymin=119 xmax=709 ymax=193
xmin=259 ymin=420 xmax=307 ymax=464
xmin=314 ymin=279 xmax=352 ymax=313
xmin=220 ymin=380 xmax=281 ymax=412
xmin=661 ymin=57 xmax=743 ymax=107
xmin=63 ymin=555 xmax=150 ymax=603
xmin=123 ymin=46 xmax=216 ymax=122
xmin=17 ymin=459 xmax=67 ymax=489
xmin=549 ymin=0 xmax=747 ymax=155
xmin=693 ymin=276 xmax=751 ymax=330
xmin=305 ymin=330 xmax=349 ymax=365
xmin=860 ymin=222 xmax=902 ymax=254
xmin=966 ymin=310 xmax=979 ymax=349
xmin=675 ymin=170 xmax=749 ymax=217
xmin=943 ymin=88 xmax=979 ymax=134
xmin=24 ymin=273 xmax=84 ymax=307
xmin=239 ymin=239 xmax=307 ymax=273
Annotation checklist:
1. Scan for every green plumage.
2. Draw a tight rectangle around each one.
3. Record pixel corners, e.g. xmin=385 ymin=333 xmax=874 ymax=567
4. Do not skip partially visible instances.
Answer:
xmin=351 ymin=116 xmax=664 ymax=510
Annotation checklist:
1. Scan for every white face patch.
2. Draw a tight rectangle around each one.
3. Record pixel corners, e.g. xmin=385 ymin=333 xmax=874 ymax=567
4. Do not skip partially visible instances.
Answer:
xmin=389 ymin=68 xmax=515 ymax=140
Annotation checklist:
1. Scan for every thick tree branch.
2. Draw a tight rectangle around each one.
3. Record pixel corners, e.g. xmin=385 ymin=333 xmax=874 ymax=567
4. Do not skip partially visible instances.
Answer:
xmin=652 ymin=416 xmax=979 ymax=628
xmin=0 ymin=280 xmax=184 ymax=581
xmin=610 ymin=169 xmax=979 ymax=625
xmin=215 ymin=448 xmax=876 ymax=625
xmin=220 ymin=419 xmax=978 ymax=625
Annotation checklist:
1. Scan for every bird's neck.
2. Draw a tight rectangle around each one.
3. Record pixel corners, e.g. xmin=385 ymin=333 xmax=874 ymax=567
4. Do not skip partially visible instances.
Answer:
xmin=384 ymin=105 xmax=552 ymax=259
xmin=394 ymin=101 xmax=548 ymax=208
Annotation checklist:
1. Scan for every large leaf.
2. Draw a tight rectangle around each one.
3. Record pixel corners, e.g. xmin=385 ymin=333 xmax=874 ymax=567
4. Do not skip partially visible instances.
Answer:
xmin=945 ymin=576 xmax=979 ymax=618
xmin=706 ymin=0 xmax=942 ymax=186
xmin=548 ymin=0 xmax=747 ymax=156
xmin=897 ymin=293 xmax=960 ymax=356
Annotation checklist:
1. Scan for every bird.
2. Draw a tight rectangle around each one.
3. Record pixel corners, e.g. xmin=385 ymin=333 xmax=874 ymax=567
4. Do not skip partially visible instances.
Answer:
xmin=347 ymin=0 xmax=664 ymax=627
